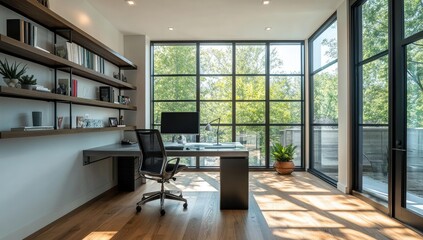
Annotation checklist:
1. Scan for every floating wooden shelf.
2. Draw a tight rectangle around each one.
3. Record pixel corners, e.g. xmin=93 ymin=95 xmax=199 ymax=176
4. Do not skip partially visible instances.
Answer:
xmin=0 ymin=0 xmax=137 ymax=69
xmin=0 ymin=86 xmax=137 ymax=110
xmin=0 ymin=126 xmax=136 ymax=139
xmin=0 ymin=35 xmax=136 ymax=90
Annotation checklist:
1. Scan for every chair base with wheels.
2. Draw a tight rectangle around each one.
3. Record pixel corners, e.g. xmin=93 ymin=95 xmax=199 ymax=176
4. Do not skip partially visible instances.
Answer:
xmin=136 ymin=178 xmax=188 ymax=216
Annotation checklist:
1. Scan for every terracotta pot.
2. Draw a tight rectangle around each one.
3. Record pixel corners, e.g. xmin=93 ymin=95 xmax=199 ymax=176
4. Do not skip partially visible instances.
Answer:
xmin=273 ymin=161 xmax=295 ymax=175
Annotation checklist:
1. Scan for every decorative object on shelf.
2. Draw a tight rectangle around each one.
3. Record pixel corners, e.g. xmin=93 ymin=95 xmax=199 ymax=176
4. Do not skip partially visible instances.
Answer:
xmin=34 ymin=85 xmax=51 ymax=92
xmin=271 ymin=143 xmax=297 ymax=175
xmin=85 ymin=119 xmax=104 ymax=128
xmin=121 ymin=74 xmax=127 ymax=82
xmin=57 ymin=116 xmax=63 ymax=129
xmin=19 ymin=74 xmax=37 ymax=90
xmin=32 ymin=111 xmax=42 ymax=126
xmin=118 ymin=95 xmax=131 ymax=105
xmin=36 ymin=0 xmax=49 ymax=8
xmin=205 ymin=117 xmax=221 ymax=145
xmin=109 ymin=117 xmax=118 ymax=127
xmin=117 ymin=115 xmax=126 ymax=127
xmin=56 ymin=78 xmax=70 ymax=95
xmin=0 ymin=58 xmax=27 ymax=88
xmin=113 ymin=72 xmax=119 ymax=79
xmin=99 ymin=86 xmax=114 ymax=102
xmin=76 ymin=116 xmax=85 ymax=128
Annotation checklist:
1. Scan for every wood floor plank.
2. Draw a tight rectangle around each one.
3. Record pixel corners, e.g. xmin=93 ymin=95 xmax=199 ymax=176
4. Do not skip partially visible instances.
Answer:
xmin=25 ymin=172 xmax=422 ymax=240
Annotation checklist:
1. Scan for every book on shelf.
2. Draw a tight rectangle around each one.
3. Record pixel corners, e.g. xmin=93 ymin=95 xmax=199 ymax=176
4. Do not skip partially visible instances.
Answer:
xmin=11 ymin=126 xmax=54 ymax=131
xmin=71 ymin=79 xmax=78 ymax=97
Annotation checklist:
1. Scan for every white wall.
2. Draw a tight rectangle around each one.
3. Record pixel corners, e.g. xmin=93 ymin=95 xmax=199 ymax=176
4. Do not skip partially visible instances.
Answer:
xmin=337 ymin=0 xmax=351 ymax=193
xmin=0 ymin=1 xmax=127 ymax=239
xmin=123 ymin=35 xmax=151 ymax=135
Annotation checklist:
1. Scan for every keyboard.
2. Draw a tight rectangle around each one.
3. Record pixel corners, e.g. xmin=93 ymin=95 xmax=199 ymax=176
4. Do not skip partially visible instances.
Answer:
xmin=164 ymin=145 xmax=185 ymax=150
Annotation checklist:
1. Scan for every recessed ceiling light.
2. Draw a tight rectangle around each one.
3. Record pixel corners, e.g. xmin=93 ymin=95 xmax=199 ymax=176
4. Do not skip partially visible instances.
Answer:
xmin=125 ymin=0 xmax=135 ymax=6
xmin=265 ymin=27 xmax=271 ymax=31
xmin=168 ymin=27 xmax=174 ymax=31
xmin=263 ymin=0 xmax=270 ymax=5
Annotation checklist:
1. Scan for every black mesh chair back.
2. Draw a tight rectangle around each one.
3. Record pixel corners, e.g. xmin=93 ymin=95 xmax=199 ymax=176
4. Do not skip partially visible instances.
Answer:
xmin=135 ymin=129 xmax=167 ymax=176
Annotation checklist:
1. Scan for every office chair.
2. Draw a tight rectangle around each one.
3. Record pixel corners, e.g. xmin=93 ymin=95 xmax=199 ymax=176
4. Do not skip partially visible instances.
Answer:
xmin=134 ymin=129 xmax=188 ymax=216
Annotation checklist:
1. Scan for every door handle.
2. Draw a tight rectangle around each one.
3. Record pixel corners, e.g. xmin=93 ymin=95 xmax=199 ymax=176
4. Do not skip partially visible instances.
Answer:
xmin=392 ymin=148 xmax=406 ymax=152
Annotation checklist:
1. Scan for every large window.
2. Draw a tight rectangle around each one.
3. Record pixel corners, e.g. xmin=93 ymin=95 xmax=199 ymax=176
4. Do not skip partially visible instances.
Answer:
xmin=309 ymin=15 xmax=339 ymax=183
xmin=151 ymin=41 xmax=304 ymax=169
xmin=352 ymin=0 xmax=389 ymax=206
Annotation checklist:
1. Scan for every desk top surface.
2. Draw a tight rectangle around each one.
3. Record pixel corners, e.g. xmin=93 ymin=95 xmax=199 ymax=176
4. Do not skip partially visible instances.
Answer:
xmin=83 ymin=142 xmax=249 ymax=158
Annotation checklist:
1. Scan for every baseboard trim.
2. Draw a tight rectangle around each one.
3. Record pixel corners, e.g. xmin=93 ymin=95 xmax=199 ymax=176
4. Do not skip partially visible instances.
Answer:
xmin=25 ymin=185 xmax=118 ymax=239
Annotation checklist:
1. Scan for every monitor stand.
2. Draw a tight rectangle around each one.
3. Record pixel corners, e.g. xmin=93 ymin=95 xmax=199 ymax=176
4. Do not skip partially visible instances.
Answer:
xmin=172 ymin=135 xmax=186 ymax=144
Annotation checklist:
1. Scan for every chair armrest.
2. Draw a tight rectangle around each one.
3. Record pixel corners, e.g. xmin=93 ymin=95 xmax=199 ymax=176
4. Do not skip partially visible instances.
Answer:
xmin=165 ymin=157 xmax=180 ymax=176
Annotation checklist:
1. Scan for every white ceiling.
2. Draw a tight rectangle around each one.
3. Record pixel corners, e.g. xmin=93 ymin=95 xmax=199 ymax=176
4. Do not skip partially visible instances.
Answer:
xmin=87 ymin=0 xmax=343 ymax=41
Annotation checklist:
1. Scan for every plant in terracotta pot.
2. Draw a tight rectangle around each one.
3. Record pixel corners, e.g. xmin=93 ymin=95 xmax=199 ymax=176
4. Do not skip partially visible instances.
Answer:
xmin=19 ymin=75 xmax=37 ymax=90
xmin=271 ymin=143 xmax=297 ymax=175
xmin=0 ymin=59 xmax=27 ymax=88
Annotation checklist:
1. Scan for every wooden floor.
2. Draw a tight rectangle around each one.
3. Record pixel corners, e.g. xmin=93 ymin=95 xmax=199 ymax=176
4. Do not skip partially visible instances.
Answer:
xmin=26 ymin=172 xmax=423 ymax=240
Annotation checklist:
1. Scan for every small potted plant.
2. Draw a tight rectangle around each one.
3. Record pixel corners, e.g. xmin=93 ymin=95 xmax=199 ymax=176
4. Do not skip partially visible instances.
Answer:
xmin=19 ymin=75 xmax=37 ymax=90
xmin=271 ymin=143 xmax=297 ymax=175
xmin=0 ymin=59 xmax=27 ymax=88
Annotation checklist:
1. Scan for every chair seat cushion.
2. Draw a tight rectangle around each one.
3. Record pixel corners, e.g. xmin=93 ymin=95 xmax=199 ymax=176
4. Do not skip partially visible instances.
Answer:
xmin=166 ymin=163 xmax=187 ymax=173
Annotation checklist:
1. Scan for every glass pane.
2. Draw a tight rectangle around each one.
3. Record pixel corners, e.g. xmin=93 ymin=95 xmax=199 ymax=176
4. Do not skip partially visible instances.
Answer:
xmin=270 ymin=44 xmax=302 ymax=74
xmin=236 ymin=102 xmax=265 ymax=124
xmin=153 ymin=44 xmax=196 ymax=74
xmin=313 ymin=126 xmax=339 ymax=180
xmin=200 ymin=126 xmax=232 ymax=144
xmin=313 ymin=63 xmax=338 ymax=124
xmin=269 ymin=76 xmax=302 ymax=100
xmin=406 ymin=41 xmax=423 ymax=216
xmin=236 ymin=126 xmax=265 ymax=167
xmin=153 ymin=102 xmax=196 ymax=124
xmin=200 ymin=76 xmax=232 ymax=100
xmin=270 ymin=126 xmax=302 ymax=167
xmin=154 ymin=76 xmax=196 ymax=100
xmin=236 ymin=76 xmax=265 ymax=100
xmin=404 ymin=0 xmax=423 ymax=38
xmin=312 ymin=21 xmax=337 ymax=71
xmin=360 ymin=0 xmax=388 ymax=60
xmin=200 ymin=44 xmax=232 ymax=74
xmin=200 ymin=102 xmax=232 ymax=124
xmin=361 ymin=55 xmax=389 ymax=124
xmin=360 ymin=126 xmax=389 ymax=204
xmin=200 ymin=157 xmax=220 ymax=167
xmin=269 ymin=102 xmax=302 ymax=124
xmin=236 ymin=44 xmax=266 ymax=74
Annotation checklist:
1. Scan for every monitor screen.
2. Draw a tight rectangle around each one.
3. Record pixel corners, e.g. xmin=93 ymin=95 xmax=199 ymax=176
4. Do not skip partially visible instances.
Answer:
xmin=160 ymin=112 xmax=200 ymax=134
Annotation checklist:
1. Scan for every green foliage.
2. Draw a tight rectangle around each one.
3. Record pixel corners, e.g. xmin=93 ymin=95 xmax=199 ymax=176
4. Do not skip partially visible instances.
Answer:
xmin=19 ymin=75 xmax=37 ymax=85
xmin=0 ymin=59 xmax=27 ymax=79
xmin=270 ymin=143 xmax=297 ymax=162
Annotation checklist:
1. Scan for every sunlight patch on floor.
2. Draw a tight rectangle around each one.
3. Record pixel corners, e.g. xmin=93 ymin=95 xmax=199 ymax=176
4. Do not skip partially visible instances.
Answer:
xmin=174 ymin=176 xmax=218 ymax=192
xmin=82 ymin=231 xmax=117 ymax=240
xmin=263 ymin=211 xmax=344 ymax=228
xmin=291 ymin=195 xmax=374 ymax=211
xmin=254 ymin=194 xmax=307 ymax=211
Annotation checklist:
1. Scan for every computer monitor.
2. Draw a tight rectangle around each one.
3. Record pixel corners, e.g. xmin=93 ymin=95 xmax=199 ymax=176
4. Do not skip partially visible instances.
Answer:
xmin=160 ymin=112 xmax=200 ymax=135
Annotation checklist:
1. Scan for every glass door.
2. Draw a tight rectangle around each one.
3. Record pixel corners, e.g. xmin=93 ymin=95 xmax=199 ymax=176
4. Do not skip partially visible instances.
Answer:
xmin=392 ymin=0 xmax=423 ymax=230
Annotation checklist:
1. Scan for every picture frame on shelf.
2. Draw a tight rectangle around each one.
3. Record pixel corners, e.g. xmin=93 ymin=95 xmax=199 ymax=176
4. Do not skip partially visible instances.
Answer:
xmin=109 ymin=117 xmax=118 ymax=127
xmin=99 ymin=86 xmax=114 ymax=103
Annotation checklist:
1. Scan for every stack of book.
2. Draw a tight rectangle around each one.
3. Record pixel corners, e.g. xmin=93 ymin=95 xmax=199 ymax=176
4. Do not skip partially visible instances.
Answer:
xmin=11 ymin=126 xmax=53 ymax=131
xmin=7 ymin=19 xmax=38 ymax=47
xmin=54 ymin=42 xmax=105 ymax=73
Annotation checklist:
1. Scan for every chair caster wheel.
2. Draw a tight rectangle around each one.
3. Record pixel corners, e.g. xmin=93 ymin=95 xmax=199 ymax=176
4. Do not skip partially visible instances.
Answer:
xmin=136 ymin=206 xmax=142 ymax=212
xmin=160 ymin=209 xmax=166 ymax=216
xmin=183 ymin=203 xmax=188 ymax=209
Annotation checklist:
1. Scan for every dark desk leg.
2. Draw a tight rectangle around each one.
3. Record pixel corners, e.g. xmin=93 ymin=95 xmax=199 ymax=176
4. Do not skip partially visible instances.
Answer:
xmin=117 ymin=157 xmax=145 ymax=191
xmin=220 ymin=156 xmax=249 ymax=209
